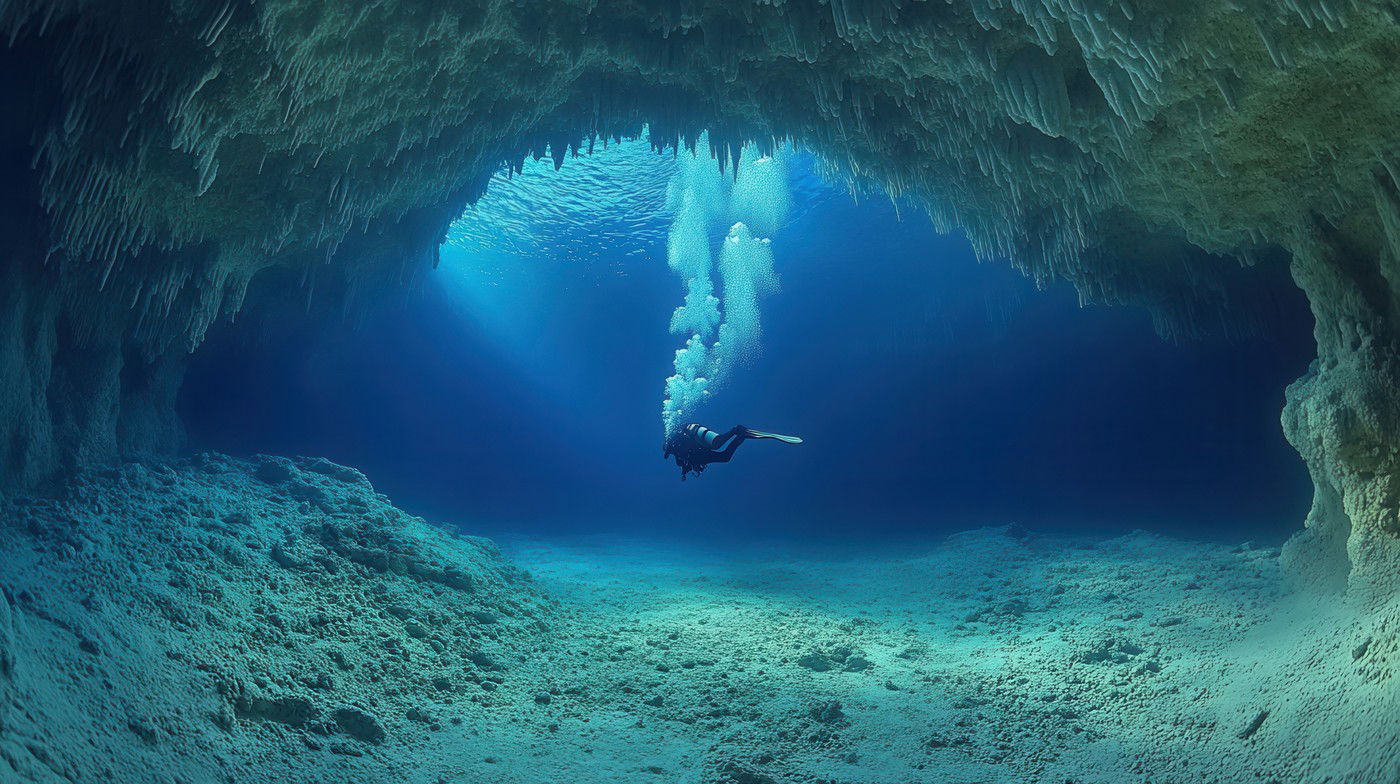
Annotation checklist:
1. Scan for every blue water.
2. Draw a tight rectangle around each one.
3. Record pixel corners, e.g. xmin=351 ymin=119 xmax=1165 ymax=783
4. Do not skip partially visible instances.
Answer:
xmin=181 ymin=141 xmax=1315 ymax=543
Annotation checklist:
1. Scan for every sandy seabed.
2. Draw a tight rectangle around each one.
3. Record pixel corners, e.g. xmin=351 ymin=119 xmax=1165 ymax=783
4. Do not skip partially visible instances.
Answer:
xmin=0 ymin=455 xmax=1395 ymax=783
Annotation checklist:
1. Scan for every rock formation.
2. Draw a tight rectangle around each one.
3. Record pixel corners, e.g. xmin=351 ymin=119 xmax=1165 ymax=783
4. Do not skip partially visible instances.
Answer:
xmin=0 ymin=455 xmax=548 ymax=782
xmin=0 ymin=0 xmax=1397 ymax=601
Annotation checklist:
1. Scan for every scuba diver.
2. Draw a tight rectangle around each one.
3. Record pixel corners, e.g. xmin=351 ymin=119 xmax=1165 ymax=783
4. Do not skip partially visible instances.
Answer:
xmin=664 ymin=423 xmax=803 ymax=480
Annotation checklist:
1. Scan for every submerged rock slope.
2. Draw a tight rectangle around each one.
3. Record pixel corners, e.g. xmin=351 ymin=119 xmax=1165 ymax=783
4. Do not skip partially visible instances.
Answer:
xmin=0 ymin=1 xmax=1397 ymax=599
xmin=0 ymin=455 xmax=548 ymax=783
xmin=1 ymin=459 xmax=1395 ymax=782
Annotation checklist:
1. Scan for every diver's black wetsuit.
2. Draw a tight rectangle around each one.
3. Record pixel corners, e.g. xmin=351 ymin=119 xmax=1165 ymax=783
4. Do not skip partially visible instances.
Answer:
xmin=664 ymin=424 xmax=748 ymax=479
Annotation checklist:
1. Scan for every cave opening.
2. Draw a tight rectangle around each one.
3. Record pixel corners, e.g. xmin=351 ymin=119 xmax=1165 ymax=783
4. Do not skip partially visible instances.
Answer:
xmin=179 ymin=136 xmax=1317 ymax=543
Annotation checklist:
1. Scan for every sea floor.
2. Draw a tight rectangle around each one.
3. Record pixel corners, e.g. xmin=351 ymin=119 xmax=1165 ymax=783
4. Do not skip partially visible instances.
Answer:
xmin=0 ymin=456 xmax=1395 ymax=783
xmin=498 ymin=533 xmax=1382 ymax=784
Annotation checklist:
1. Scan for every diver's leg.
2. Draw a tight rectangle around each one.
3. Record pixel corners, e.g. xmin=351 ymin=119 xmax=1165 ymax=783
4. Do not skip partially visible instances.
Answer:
xmin=709 ymin=426 xmax=747 ymax=451
xmin=706 ymin=434 xmax=746 ymax=463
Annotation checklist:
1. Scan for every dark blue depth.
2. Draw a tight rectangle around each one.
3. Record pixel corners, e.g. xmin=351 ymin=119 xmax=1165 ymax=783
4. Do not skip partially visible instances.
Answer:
xmin=181 ymin=155 xmax=1316 ymax=543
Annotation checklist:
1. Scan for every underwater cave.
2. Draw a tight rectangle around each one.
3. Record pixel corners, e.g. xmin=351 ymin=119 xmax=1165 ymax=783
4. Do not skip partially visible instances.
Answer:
xmin=0 ymin=1 xmax=1398 ymax=782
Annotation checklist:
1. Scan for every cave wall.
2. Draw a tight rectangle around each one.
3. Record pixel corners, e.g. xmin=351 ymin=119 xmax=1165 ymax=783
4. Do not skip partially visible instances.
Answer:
xmin=0 ymin=0 xmax=1398 ymax=600
xmin=1281 ymin=191 xmax=1400 ymax=607
xmin=0 ymin=257 xmax=185 ymax=490
xmin=0 ymin=65 xmax=180 ymax=490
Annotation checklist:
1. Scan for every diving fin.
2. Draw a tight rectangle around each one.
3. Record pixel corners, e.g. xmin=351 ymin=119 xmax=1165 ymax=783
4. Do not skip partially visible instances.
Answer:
xmin=741 ymin=428 xmax=803 ymax=444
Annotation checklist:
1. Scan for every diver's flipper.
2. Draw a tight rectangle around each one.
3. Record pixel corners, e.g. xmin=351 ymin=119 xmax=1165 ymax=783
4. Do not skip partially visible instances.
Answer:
xmin=742 ymin=429 xmax=803 ymax=444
